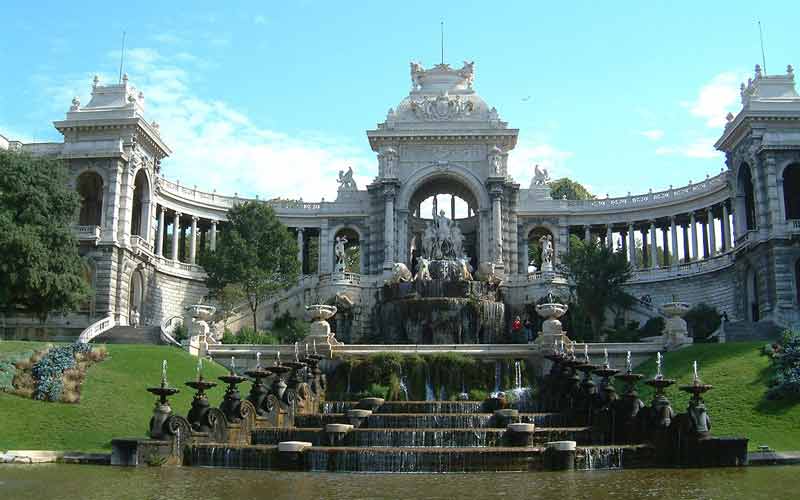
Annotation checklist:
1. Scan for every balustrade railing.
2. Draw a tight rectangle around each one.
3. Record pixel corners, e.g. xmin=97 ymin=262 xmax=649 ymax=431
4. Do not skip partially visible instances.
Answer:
xmin=77 ymin=314 xmax=115 ymax=343
xmin=630 ymin=251 xmax=734 ymax=281
xmin=563 ymin=172 xmax=727 ymax=211
xmin=158 ymin=176 xmax=326 ymax=211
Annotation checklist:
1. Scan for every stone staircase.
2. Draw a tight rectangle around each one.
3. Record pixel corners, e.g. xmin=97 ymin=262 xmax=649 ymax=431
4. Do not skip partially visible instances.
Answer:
xmin=91 ymin=325 xmax=161 ymax=344
xmin=723 ymin=321 xmax=783 ymax=342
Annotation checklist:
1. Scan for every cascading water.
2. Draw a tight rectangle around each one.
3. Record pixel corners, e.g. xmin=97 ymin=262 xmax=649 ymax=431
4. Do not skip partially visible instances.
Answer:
xmin=493 ymin=361 xmax=501 ymax=394
xmin=399 ymin=376 xmax=410 ymax=401
xmin=425 ymin=373 xmax=435 ymax=401
xmin=514 ymin=360 xmax=522 ymax=389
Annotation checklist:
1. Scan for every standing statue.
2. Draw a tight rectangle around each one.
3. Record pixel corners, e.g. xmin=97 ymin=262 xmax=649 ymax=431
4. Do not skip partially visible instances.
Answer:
xmin=458 ymin=61 xmax=475 ymax=88
xmin=540 ymin=234 xmax=554 ymax=265
xmin=450 ymin=224 xmax=464 ymax=258
xmin=531 ymin=164 xmax=550 ymax=187
xmin=457 ymin=255 xmax=473 ymax=281
xmin=414 ymin=257 xmax=432 ymax=282
xmin=334 ymin=236 xmax=348 ymax=273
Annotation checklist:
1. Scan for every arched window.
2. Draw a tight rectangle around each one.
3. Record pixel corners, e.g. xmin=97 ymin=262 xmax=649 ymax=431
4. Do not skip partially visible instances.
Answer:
xmin=737 ymin=164 xmax=757 ymax=232
xmin=76 ymin=172 xmax=103 ymax=226
xmin=130 ymin=170 xmax=151 ymax=237
xmin=783 ymin=164 xmax=800 ymax=220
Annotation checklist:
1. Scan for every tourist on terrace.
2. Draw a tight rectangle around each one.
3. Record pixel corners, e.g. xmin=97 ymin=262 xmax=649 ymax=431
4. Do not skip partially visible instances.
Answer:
xmin=523 ymin=318 xmax=534 ymax=343
xmin=511 ymin=316 xmax=522 ymax=343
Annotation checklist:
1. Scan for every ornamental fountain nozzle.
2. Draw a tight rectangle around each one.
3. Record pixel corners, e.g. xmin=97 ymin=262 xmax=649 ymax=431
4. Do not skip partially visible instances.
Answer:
xmin=256 ymin=351 xmax=262 ymax=369
xmin=584 ymin=344 xmax=590 ymax=363
xmin=230 ymin=356 xmax=236 ymax=374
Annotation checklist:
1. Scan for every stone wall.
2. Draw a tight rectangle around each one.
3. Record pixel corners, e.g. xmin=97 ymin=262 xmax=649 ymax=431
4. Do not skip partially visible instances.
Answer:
xmin=146 ymin=269 xmax=208 ymax=325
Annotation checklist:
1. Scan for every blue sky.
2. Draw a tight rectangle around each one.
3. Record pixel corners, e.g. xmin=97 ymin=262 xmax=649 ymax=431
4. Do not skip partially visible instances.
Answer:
xmin=1 ymin=1 xmax=797 ymax=201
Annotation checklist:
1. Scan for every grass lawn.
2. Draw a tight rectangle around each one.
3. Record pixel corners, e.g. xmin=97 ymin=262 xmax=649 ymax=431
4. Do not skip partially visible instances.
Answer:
xmin=0 ymin=341 xmax=229 ymax=452
xmin=632 ymin=341 xmax=800 ymax=451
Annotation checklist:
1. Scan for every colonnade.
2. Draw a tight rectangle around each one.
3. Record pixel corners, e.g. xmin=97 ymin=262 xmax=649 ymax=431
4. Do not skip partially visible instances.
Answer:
xmin=153 ymin=206 xmax=219 ymax=265
xmin=574 ymin=200 xmax=734 ymax=269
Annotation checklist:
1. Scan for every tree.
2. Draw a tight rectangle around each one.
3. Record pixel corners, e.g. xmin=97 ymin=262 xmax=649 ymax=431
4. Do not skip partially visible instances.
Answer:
xmin=202 ymin=201 xmax=299 ymax=330
xmin=684 ymin=303 xmax=721 ymax=341
xmin=558 ymin=236 xmax=634 ymax=340
xmin=0 ymin=150 xmax=90 ymax=321
xmin=549 ymin=178 xmax=594 ymax=201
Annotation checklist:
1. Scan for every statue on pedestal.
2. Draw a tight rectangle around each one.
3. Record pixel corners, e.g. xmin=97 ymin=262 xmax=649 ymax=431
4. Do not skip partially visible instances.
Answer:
xmin=334 ymin=236 xmax=347 ymax=273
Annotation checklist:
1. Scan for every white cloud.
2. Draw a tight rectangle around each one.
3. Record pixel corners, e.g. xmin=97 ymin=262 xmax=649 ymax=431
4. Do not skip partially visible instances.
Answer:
xmin=653 ymin=139 xmax=721 ymax=159
xmin=109 ymin=47 xmax=372 ymax=202
xmin=687 ymin=72 xmax=742 ymax=128
xmin=507 ymin=141 xmax=574 ymax=187
xmin=640 ymin=129 xmax=664 ymax=140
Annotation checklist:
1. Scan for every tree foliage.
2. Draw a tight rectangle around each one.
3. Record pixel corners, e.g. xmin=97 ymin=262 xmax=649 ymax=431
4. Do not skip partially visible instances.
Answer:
xmin=0 ymin=150 xmax=89 ymax=321
xmin=684 ymin=303 xmax=722 ymax=340
xmin=558 ymin=236 xmax=634 ymax=340
xmin=548 ymin=177 xmax=594 ymax=201
xmin=202 ymin=201 xmax=299 ymax=329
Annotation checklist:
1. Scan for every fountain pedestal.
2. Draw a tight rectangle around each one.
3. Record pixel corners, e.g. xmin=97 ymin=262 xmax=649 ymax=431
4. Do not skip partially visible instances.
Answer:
xmin=304 ymin=305 xmax=340 ymax=352
xmin=535 ymin=303 xmax=570 ymax=346
xmin=185 ymin=378 xmax=218 ymax=433
xmin=146 ymin=384 xmax=179 ymax=440
xmin=661 ymin=302 xmax=693 ymax=349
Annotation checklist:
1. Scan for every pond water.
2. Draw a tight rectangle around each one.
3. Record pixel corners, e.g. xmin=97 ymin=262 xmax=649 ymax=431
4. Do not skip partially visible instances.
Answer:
xmin=1 ymin=464 xmax=799 ymax=500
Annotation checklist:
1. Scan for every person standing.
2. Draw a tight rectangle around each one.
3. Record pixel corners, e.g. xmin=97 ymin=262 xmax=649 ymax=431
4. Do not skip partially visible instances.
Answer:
xmin=511 ymin=316 xmax=522 ymax=343
xmin=523 ymin=317 xmax=534 ymax=343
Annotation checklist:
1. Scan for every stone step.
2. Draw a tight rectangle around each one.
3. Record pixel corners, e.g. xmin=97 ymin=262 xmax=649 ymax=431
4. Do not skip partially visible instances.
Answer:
xmin=91 ymin=326 xmax=161 ymax=344
xmin=723 ymin=321 xmax=783 ymax=342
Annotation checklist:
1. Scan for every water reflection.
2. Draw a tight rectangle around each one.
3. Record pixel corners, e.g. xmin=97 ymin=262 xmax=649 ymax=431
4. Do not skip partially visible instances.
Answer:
xmin=0 ymin=464 xmax=798 ymax=500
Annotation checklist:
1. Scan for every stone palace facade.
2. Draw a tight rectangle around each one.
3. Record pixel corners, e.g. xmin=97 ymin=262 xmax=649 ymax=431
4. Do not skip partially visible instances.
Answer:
xmin=2 ymin=61 xmax=799 ymax=341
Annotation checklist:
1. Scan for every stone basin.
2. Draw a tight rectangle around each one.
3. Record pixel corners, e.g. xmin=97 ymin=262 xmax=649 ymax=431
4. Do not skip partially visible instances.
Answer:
xmin=346 ymin=409 xmax=373 ymax=419
xmin=325 ymin=424 xmax=355 ymax=433
xmin=278 ymin=441 xmax=312 ymax=452
xmin=306 ymin=304 xmax=337 ymax=322
xmin=535 ymin=303 xmax=568 ymax=319
xmin=493 ymin=409 xmax=519 ymax=418
xmin=661 ymin=302 xmax=690 ymax=317
xmin=507 ymin=423 xmax=535 ymax=433
xmin=545 ymin=440 xmax=576 ymax=451
xmin=357 ymin=397 xmax=385 ymax=411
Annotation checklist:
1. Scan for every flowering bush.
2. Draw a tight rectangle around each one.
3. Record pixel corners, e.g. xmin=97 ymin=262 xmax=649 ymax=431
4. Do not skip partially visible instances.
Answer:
xmin=31 ymin=342 xmax=92 ymax=402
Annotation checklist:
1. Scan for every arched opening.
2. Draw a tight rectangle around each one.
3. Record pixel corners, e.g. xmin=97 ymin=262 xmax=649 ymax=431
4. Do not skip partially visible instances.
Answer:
xmin=795 ymin=258 xmax=800 ymax=306
xmin=407 ymin=175 xmax=480 ymax=273
xmin=128 ymin=269 xmax=144 ymax=326
xmin=783 ymin=164 xmax=800 ymax=220
xmin=76 ymin=171 xmax=103 ymax=226
xmin=130 ymin=170 xmax=151 ymax=237
xmin=737 ymin=164 xmax=757 ymax=233
xmin=527 ymin=227 xmax=554 ymax=272
xmin=746 ymin=267 xmax=759 ymax=322
xmin=333 ymin=227 xmax=361 ymax=273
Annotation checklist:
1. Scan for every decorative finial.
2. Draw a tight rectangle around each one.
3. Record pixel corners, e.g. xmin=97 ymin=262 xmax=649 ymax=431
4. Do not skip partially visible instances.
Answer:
xmin=93 ymin=75 xmax=100 ymax=88
xmin=70 ymin=96 xmax=80 ymax=111
xmin=138 ymin=91 xmax=144 ymax=101
xmin=755 ymin=64 xmax=762 ymax=78
xmin=122 ymin=72 xmax=129 ymax=83
xmin=788 ymin=64 xmax=795 ymax=77
xmin=726 ymin=112 xmax=734 ymax=122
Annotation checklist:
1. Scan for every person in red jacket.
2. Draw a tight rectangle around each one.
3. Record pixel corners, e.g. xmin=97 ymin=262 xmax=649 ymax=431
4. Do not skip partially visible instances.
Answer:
xmin=511 ymin=316 xmax=523 ymax=342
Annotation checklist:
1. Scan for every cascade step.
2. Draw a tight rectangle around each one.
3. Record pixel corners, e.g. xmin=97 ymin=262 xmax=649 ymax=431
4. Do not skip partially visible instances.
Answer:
xmin=189 ymin=443 xmax=651 ymax=473
xmin=295 ymin=412 xmax=566 ymax=429
xmin=323 ymin=400 xmax=490 ymax=414
xmin=251 ymin=426 xmax=592 ymax=447
xmin=723 ymin=321 xmax=783 ymax=342
xmin=91 ymin=326 xmax=161 ymax=344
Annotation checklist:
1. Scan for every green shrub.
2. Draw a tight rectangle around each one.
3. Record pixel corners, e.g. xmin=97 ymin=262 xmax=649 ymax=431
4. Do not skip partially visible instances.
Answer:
xmin=684 ymin=303 xmax=721 ymax=341
xmin=469 ymin=388 xmax=489 ymax=401
xmin=272 ymin=311 xmax=309 ymax=344
xmin=767 ymin=330 xmax=800 ymax=399
xmin=639 ymin=317 xmax=665 ymax=338
xmin=606 ymin=320 xmax=641 ymax=342
xmin=357 ymin=383 xmax=389 ymax=399
xmin=172 ymin=323 xmax=188 ymax=342
xmin=222 ymin=327 xmax=279 ymax=345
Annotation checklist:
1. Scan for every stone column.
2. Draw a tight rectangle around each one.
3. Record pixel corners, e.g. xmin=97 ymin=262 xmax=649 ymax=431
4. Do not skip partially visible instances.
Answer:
xmin=297 ymin=228 xmax=305 ymax=273
xmin=171 ymin=212 xmax=181 ymax=261
xmin=210 ymin=220 xmax=217 ymax=251
xmin=189 ymin=216 xmax=198 ymax=265
xmin=492 ymin=190 xmax=503 ymax=264
xmin=606 ymin=224 xmax=613 ymax=248
xmin=707 ymin=207 xmax=717 ymax=257
xmin=661 ymin=224 xmax=670 ymax=266
xmin=689 ymin=212 xmax=698 ymax=261
xmin=627 ymin=223 xmax=636 ymax=267
xmin=156 ymin=206 xmax=165 ymax=257
xmin=584 ymin=225 xmax=591 ymax=243
xmin=670 ymin=216 xmax=679 ymax=266
xmin=722 ymin=203 xmax=731 ymax=251
xmin=451 ymin=195 xmax=456 ymax=221
xmin=649 ymin=221 xmax=658 ymax=268
xmin=383 ymin=186 xmax=395 ymax=268
xmin=701 ymin=220 xmax=709 ymax=259
xmin=641 ymin=225 xmax=648 ymax=266
xmin=682 ymin=223 xmax=690 ymax=263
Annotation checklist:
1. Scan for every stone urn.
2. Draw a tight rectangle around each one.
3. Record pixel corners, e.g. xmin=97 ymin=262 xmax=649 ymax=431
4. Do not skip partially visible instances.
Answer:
xmin=660 ymin=302 xmax=692 ymax=348
xmin=535 ymin=302 xmax=569 ymax=345
xmin=305 ymin=304 xmax=340 ymax=349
